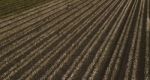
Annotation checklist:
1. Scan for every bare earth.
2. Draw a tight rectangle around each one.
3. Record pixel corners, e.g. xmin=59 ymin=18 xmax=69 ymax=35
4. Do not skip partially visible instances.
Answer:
xmin=0 ymin=0 xmax=149 ymax=80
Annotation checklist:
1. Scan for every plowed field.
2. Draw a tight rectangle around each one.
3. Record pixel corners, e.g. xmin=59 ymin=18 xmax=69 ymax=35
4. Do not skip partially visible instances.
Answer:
xmin=0 ymin=0 xmax=149 ymax=80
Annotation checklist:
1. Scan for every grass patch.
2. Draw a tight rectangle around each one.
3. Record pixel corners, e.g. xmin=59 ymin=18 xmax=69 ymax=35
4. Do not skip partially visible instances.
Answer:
xmin=0 ymin=0 xmax=52 ymax=18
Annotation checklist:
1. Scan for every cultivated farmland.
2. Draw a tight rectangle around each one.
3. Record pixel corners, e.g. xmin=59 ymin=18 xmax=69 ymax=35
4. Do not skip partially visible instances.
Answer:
xmin=0 ymin=0 xmax=149 ymax=80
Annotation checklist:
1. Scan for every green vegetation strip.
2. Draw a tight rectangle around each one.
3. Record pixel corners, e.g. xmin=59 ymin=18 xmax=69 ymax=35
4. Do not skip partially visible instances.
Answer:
xmin=0 ymin=0 xmax=51 ymax=18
